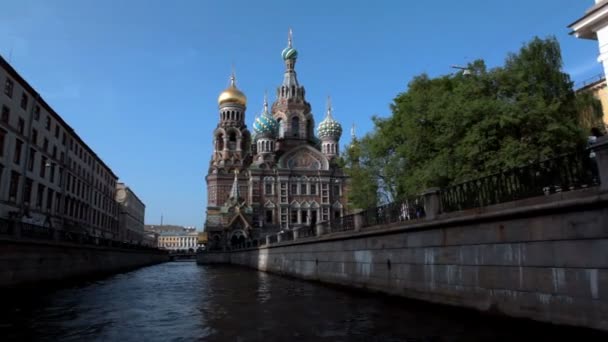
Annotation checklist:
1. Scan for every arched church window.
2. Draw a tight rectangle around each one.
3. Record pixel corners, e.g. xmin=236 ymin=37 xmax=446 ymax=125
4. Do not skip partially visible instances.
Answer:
xmin=229 ymin=132 xmax=236 ymax=142
xmin=292 ymin=116 xmax=299 ymax=137
xmin=307 ymin=119 xmax=313 ymax=139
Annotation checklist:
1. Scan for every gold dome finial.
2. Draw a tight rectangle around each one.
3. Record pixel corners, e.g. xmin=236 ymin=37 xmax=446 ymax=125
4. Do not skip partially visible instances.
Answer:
xmin=218 ymin=68 xmax=247 ymax=107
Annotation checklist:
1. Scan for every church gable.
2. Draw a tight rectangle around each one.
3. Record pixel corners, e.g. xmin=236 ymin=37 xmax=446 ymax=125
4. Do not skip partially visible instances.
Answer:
xmin=278 ymin=145 xmax=329 ymax=170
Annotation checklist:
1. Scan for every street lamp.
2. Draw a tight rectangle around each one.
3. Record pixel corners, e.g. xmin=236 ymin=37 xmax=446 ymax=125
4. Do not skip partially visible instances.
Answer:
xmin=451 ymin=65 xmax=472 ymax=76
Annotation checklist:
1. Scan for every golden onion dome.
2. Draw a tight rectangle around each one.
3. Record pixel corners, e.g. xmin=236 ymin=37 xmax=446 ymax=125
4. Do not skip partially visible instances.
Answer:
xmin=218 ymin=73 xmax=247 ymax=107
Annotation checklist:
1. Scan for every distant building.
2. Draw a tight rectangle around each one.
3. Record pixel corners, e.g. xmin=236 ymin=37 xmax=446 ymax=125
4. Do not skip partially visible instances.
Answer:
xmin=146 ymin=224 xmax=198 ymax=251
xmin=576 ymin=75 xmax=608 ymax=132
xmin=115 ymin=183 xmax=145 ymax=243
xmin=142 ymin=230 xmax=158 ymax=247
xmin=0 ymin=55 xmax=120 ymax=239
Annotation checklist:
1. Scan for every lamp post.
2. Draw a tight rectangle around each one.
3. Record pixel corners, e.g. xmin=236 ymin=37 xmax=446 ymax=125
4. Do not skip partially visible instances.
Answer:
xmin=451 ymin=65 xmax=472 ymax=76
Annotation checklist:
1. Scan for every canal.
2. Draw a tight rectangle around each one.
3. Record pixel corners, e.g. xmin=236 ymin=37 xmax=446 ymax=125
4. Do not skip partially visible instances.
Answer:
xmin=0 ymin=262 xmax=605 ymax=341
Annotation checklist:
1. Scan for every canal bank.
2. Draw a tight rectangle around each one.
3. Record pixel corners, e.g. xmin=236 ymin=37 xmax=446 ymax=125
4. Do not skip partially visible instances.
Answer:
xmin=0 ymin=238 xmax=169 ymax=288
xmin=198 ymin=187 xmax=608 ymax=332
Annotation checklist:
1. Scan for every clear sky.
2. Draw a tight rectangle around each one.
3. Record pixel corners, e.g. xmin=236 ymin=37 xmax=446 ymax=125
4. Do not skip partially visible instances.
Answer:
xmin=0 ymin=0 xmax=602 ymax=229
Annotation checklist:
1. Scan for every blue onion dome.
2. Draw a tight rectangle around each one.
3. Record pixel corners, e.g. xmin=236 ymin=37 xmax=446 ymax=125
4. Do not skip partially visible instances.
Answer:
xmin=281 ymin=28 xmax=298 ymax=60
xmin=317 ymin=98 xmax=342 ymax=140
xmin=253 ymin=95 xmax=279 ymax=138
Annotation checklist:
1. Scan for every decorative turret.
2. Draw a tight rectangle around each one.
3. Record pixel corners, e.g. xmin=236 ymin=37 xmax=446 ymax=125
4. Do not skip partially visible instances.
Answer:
xmin=253 ymin=94 xmax=278 ymax=158
xmin=278 ymin=28 xmax=302 ymax=93
xmin=318 ymin=96 xmax=342 ymax=158
xmin=211 ymin=71 xmax=251 ymax=170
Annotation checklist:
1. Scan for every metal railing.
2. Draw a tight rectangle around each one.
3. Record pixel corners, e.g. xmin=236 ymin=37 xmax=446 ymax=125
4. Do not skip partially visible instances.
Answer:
xmin=296 ymin=225 xmax=315 ymax=238
xmin=440 ymin=150 xmax=600 ymax=213
xmin=205 ymin=147 xmax=602 ymax=250
xmin=0 ymin=218 xmax=163 ymax=252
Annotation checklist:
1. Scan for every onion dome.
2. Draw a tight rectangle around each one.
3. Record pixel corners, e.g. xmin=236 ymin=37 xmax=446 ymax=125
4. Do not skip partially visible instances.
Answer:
xmin=281 ymin=28 xmax=298 ymax=60
xmin=218 ymin=73 xmax=247 ymax=107
xmin=252 ymin=94 xmax=279 ymax=137
xmin=317 ymin=97 xmax=342 ymax=140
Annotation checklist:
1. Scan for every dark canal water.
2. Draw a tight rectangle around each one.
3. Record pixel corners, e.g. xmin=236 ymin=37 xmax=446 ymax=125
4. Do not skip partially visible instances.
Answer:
xmin=0 ymin=262 xmax=605 ymax=341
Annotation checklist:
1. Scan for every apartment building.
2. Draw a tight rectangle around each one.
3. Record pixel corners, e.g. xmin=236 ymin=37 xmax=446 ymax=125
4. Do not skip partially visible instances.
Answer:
xmin=0 ymin=55 xmax=121 ymax=239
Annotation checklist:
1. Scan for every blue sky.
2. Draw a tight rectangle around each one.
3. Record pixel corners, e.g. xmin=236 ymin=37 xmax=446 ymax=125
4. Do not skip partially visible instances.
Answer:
xmin=0 ymin=0 xmax=601 ymax=229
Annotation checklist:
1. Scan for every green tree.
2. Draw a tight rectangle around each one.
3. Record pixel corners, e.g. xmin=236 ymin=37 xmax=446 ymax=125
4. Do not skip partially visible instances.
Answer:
xmin=347 ymin=36 xmax=585 ymax=202
xmin=340 ymin=137 xmax=379 ymax=209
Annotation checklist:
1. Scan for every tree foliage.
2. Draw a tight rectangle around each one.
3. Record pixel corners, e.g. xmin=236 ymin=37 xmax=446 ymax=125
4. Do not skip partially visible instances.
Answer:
xmin=343 ymin=36 xmax=588 ymax=206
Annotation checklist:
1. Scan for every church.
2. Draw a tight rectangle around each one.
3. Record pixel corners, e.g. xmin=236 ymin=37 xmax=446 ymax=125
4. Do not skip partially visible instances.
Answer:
xmin=204 ymin=30 xmax=349 ymax=250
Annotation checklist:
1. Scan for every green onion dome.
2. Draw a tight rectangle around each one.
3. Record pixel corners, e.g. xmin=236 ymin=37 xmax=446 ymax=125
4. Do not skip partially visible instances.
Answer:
xmin=317 ymin=111 xmax=342 ymax=140
xmin=253 ymin=97 xmax=279 ymax=138
xmin=281 ymin=46 xmax=298 ymax=60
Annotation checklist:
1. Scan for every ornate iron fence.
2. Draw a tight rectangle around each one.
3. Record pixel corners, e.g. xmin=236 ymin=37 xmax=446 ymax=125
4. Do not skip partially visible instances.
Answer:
xmin=297 ymin=225 xmax=315 ymax=238
xmin=0 ymin=217 xmax=162 ymax=252
xmin=440 ymin=149 xmax=600 ymax=213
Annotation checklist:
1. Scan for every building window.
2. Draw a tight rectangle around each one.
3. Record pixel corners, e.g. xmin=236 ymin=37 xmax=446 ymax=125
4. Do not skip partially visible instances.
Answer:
xmin=52 ymin=145 xmax=57 ymax=159
xmin=9 ymin=171 xmax=20 ymax=200
xmin=50 ymin=164 xmax=55 ymax=183
xmin=43 ymin=138 xmax=48 ymax=152
xmin=31 ymin=129 xmax=38 ymax=146
xmin=17 ymin=117 xmax=24 ymax=135
xmin=310 ymin=184 xmax=317 ymax=195
xmin=36 ymin=184 xmax=45 ymax=208
xmin=1 ymin=105 xmax=9 ymax=123
xmin=24 ymin=178 xmax=33 ymax=204
xmin=45 ymin=116 xmax=51 ymax=130
xmin=46 ymin=188 xmax=54 ymax=211
xmin=62 ymin=132 xmax=66 ymax=145
xmin=0 ymin=129 xmax=6 ymax=157
xmin=300 ymin=183 xmax=307 ymax=195
xmin=265 ymin=210 xmax=273 ymax=223
xmin=290 ymin=183 xmax=298 ymax=195
xmin=301 ymin=211 xmax=308 ymax=224
xmin=333 ymin=185 xmax=340 ymax=196
xmin=40 ymin=156 xmax=47 ymax=178
xmin=264 ymin=183 xmax=272 ymax=195
xmin=4 ymin=78 xmax=14 ymax=98
xmin=20 ymin=93 xmax=28 ymax=110
xmin=27 ymin=148 xmax=35 ymax=171
xmin=54 ymin=125 xmax=59 ymax=138
xmin=34 ymin=105 xmax=40 ymax=120
xmin=290 ymin=210 xmax=298 ymax=224
xmin=14 ymin=139 xmax=23 ymax=164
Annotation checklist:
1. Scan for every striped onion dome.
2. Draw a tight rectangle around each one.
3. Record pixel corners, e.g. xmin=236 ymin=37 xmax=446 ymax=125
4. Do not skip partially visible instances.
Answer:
xmin=281 ymin=46 xmax=298 ymax=60
xmin=253 ymin=96 xmax=279 ymax=138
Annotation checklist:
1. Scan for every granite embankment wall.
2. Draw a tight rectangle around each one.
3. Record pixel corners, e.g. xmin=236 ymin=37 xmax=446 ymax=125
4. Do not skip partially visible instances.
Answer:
xmin=198 ymin=188 xmax=608 ymax=331
xmin=1 ymin=239 xmax=169 ymax=287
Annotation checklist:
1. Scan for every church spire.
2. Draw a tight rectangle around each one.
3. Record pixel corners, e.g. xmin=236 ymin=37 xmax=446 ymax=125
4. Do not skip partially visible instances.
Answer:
xmin=326 ymin=96 xmax=333 ymax=119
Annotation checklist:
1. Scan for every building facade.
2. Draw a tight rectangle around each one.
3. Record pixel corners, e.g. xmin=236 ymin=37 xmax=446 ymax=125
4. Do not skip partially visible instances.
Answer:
xmin=154 ymin=226 xmax=199 ymax=251
xmin=204 ymin=30 xmax=349 ymax=250
xmin=576 ymin=75 xmax=608 ymax=132
xmin=0 ymin=55 xmax=134 ymax=240
xmin=116 ymin=182 xmax=145 ymax=243
xmin=570 ymin=1 xmax=608 ymax=84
